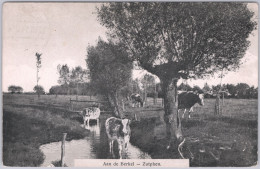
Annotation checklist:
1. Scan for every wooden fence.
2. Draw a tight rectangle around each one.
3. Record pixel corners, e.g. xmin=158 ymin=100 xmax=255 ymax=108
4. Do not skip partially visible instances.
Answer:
xmin=144 ymin=97 xmax=164 ymax=107
xmin=69 ymin=98 xmax=112 ymax=113
xmin=69 ymin=97 xmax=164 ymax=113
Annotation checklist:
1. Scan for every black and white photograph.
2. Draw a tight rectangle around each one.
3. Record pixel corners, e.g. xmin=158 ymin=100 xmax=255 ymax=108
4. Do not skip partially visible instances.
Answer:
xmin=2 ymin=2 xmax=258 ymax=167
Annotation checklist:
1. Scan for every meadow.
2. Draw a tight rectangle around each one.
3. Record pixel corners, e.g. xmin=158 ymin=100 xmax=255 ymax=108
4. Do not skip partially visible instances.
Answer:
xmin=3 ymin=94 xmax=91 ymax=166
xmin=2 ymin=94 xmax=258 ymax=167
xmin=128 ymin=98 xmax=258 ymax=166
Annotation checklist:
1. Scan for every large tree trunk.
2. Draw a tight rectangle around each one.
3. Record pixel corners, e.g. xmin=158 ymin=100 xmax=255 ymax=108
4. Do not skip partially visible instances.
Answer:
xmin=107 ymin=91 xmax=124 ymax=118
xmin=161 ymin=78 xmax=183 ymax=149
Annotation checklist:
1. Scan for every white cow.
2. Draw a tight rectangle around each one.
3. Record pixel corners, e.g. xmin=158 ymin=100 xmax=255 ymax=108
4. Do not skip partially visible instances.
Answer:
xmin=80 ymin=107 xmax=100 ymax=127
xmin=105 ymin=117 xmax=131 ymax=159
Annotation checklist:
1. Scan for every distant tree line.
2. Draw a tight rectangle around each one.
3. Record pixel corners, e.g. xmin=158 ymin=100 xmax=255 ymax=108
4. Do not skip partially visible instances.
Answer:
xmin=8 ymin=85 xmax=23 ymax=94
xmin=175 ymin=82 xmax=258 ymax=99
xmin=55 ymin=65 xmax=89 ymax=99
xmin=7 ymin=85 xmax=45 ymax=95
xmin=49 ymin=83 xmax=95 ymax=96
xmin=7 ymin=81 xmax=258 ymax=100
xmin=134 ymin=81 xmax=258 ymax=99
xmin=33 ymin=85 xmax=45 ymax=95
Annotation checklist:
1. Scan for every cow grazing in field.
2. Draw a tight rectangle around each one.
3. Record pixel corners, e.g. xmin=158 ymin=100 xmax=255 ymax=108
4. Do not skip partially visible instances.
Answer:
xmin=105 ymin=117 xmax=131 ymax=159
xmin=130 ymin=93 xmax=144 ymax=107
xmin=80 ymin=107 xmax=100 ymax=127
xmin=178 ymin=92 xmax=204 ymax=118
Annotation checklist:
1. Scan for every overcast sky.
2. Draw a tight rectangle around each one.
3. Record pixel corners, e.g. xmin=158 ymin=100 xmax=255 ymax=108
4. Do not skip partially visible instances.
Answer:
xmin=2 ymin=2 xmax=258 ymax=92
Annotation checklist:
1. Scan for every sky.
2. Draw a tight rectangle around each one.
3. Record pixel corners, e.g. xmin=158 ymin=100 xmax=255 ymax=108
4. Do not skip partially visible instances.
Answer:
xmin=2 ymin=2 xmax=258 ymax=92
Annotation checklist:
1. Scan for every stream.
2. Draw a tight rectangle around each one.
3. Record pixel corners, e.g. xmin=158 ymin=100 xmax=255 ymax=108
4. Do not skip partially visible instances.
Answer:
xmin=40 ymin=121 xmax=151 ymax=167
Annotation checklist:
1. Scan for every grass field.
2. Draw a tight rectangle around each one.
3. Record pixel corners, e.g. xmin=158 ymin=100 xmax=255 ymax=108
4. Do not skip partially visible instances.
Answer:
xmin=3 ymin=94 xmax=91 ymax=166
xmin=127 ymin=98 xmax=258 ymax=166
xmin=3 ymin=94 xmax=258 ymax=167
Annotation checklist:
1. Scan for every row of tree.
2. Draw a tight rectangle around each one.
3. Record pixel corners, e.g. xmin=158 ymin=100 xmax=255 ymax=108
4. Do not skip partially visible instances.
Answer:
xmin=7 ymin=85 xmax=23 ymax=94
xmin=9 ymin=80 xmax=258 ymax=100
xmin=56 ymin=65 xmax=88 ymax=99
xmin=7 ymin=85 xmax=45 ymax=94
xmin=49 ymin=83 xmax=94 ymax=96
xmin=176 ymin=82 xmax=258 ymax=99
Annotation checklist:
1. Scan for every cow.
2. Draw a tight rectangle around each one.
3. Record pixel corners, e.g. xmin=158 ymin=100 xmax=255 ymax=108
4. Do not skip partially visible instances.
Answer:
xmin=178 ymin=91 xmax=204 ymax=118
xmin=80 ymin=107 xmax=100 ymax=127
xmin=105 ymin=117 xmax=131 ymax=159
xmin=130 ymin=93 xmax=144 ymax=107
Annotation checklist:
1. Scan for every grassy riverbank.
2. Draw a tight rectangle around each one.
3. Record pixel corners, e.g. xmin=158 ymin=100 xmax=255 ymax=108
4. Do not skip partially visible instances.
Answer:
xmin=3 ymin=94 xmax=89 ymax=166
xmin=3 ymin=94 xmax=258 ymax=167
xmin=127 ymin=98 xmax=257 ymax=167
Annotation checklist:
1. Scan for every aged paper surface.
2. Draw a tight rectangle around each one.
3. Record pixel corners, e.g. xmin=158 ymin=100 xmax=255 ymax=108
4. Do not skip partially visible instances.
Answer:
xmin=2 ymin=2 xmax=258 ymax=167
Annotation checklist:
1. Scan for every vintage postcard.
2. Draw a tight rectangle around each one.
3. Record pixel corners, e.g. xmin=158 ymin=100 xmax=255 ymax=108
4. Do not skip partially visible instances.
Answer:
xmin=2 ymin=2 xmax=258 ymax=167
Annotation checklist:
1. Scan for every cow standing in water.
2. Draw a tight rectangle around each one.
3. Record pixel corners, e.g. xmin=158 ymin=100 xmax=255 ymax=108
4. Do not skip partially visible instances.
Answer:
xmin=178 ymin=92 xmax=204 ymax=118
xmin=105 ymin=117 xmax=131 ymax=159
xmin=80 ymin=107 xmax=100 ymax=127
xmin=130 ymin=93 xmax=144 ymax=107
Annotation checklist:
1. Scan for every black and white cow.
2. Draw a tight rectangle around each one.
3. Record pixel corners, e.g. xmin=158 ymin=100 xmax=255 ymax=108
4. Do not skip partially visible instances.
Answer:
xmin=80 ymin=107 xmax=100 ymax=127
xmin=178 ymin=91 xmax=204 ymax=118
xmin=105 ymin=117 xmax=131 ymax=159
xmin=130 ymin=93 xmax=144 ymax=107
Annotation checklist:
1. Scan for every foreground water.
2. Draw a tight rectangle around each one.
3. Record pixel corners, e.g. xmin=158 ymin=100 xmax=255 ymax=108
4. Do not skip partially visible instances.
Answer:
xmin=40 ymin=122 xmax=151 ymax=167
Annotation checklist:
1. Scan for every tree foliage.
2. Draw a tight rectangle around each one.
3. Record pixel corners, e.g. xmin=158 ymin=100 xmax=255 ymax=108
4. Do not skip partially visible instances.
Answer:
xmin=131 ymin=78 xmax=142 ymax=94
xmin=56 ymin=65 xmax=89 ymax=96
xmin=235 ymin=83 xmax=250 ymax=98
xmin=86 ymin=39 xmax=132 ymax=117
xmin=49 ymin=83 xmax=95 ymax=96
xmin=35 ymin=52 xmax=42 ymax=98
xmin=177 ymin=82 xmax=192 ymax=91
xmin=70 ymin=66 xmax=88 ymax=85
xmin=97 ymin=2 xmax=256 ymax=80
xmin=57 ymin=65 xmax=89 ymax=86
xmin=141 ymin=74 xmax=156 ymax=100
xmin=36 ymin=53 xmax=42 ymax=85
xmin=57 ymin=64 xmax=70 ymax=85
xmin=141 ymin=74 xmax=155 ymax=86
xmin=8 ymin=85 xmax=23 ymax=94
xmin=33 ymin=85 xmax=45 ymax=95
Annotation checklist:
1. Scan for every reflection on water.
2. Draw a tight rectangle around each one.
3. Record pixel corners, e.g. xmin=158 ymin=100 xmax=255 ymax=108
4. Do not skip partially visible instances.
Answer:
xmin=124 ymin=144 xmax=151 ymax=159
xmin=40 ymin=120 xmax=151 ymax=167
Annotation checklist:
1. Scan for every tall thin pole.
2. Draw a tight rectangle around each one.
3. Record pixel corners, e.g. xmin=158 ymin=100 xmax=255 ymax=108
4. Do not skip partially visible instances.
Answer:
xmin=36 ymin=53 xmax=42 ymax=98
xmin=61 ymin=133 xmax=67 ymax=167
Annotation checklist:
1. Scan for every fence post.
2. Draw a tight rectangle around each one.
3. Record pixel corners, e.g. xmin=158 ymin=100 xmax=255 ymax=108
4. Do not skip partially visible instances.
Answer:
xmin=61 ymin=133 xmax=67 ymax=167
xmin=154 ymin=84 xmax=157 ymax=105
xmin=153 ymin=92 xmax=158 ymax=105
xmin=162 ymin=98 xmax=164 ymax=107
xmin=69 ymin=98 xmax=71 ymax=110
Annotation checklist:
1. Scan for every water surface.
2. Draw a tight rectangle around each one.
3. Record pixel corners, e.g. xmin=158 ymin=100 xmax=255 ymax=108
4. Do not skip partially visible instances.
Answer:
xmin=40 ymin=121 xmax=151 ymax=167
